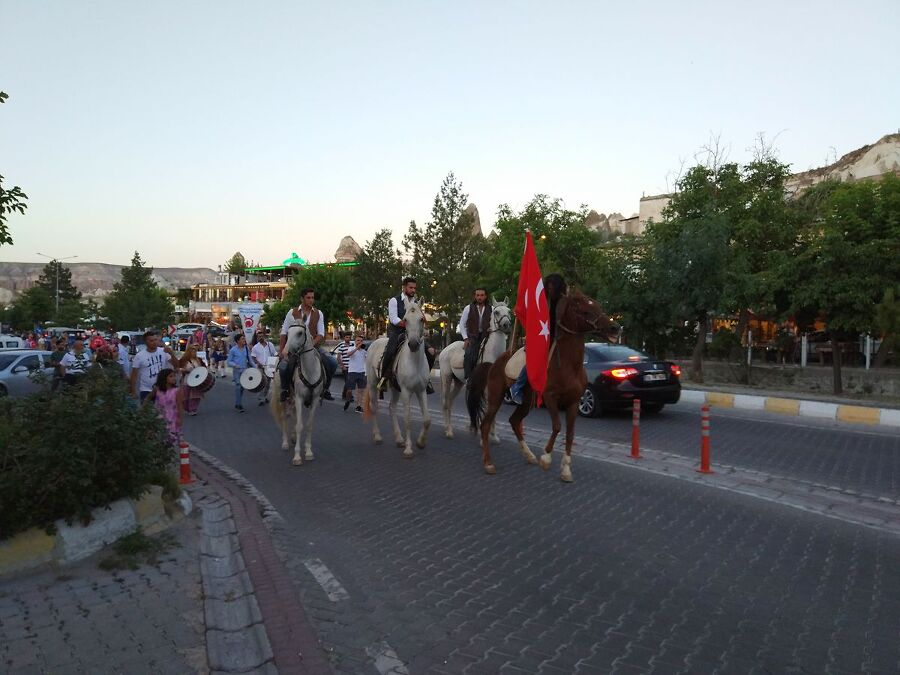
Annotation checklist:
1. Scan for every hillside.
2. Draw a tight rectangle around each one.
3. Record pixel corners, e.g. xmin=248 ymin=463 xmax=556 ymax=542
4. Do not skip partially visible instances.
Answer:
xmin=0 ymin=261 xmax=217 ymax=304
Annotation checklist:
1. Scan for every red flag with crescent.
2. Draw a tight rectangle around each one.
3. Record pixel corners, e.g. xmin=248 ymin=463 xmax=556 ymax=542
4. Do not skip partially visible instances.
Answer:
xmin=515 ymin=231 xmax=549 ymax=397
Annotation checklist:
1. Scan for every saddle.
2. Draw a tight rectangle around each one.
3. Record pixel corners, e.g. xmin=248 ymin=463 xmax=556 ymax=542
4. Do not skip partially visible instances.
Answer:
xmin=504 ymin=347 xmax=526 ymax=380
xmin=376 ymin=334 xmax=406 ymax=391
xmin=450 ymin=337 xmax=487 ymax=374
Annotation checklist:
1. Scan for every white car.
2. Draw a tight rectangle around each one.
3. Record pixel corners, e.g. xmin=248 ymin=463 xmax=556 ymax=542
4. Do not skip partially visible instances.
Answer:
xmin=0 ymin=350 xmax=57 ymax=397
xmin=0 ymin=334 xmax=26 ymax=350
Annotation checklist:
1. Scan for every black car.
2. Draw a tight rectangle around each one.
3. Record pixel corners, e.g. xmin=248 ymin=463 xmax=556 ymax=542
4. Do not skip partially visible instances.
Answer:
xmin=579 ymin=343 xmax=681 ymax=417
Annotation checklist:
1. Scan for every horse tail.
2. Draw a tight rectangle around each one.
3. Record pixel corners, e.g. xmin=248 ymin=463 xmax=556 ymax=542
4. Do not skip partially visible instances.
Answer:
xmin=466 ymin=362 xmax=491 ymax=431
xmin=269 ymin=374 xmax=285 ymax=426
xmin=363 ymin=386 xmax=374 ymax=421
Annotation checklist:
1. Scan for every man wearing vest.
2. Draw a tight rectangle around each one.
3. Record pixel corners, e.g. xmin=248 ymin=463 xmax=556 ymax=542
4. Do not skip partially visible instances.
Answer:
xmin=457 ymin=287 xmax=492 ymax=380
xmin=380 ymin=277 xmax=435 ymax=393
xmin=278 ymin=287 xmax=337 ymax=402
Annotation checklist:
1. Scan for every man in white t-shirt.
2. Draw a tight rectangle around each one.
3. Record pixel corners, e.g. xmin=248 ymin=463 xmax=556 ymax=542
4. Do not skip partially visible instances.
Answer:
xmin=59 ymin=339 xmax=93 ymax=385
xmin=250 ymin=330 xmax=277 ymax=405
xmin=343 ymin=334 xmax=367 ymax=413
xmin=130 ymin=330 xmax=176 ymax=402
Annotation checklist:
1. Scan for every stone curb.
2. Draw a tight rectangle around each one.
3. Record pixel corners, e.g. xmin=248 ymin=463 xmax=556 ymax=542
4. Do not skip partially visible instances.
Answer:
xmin=0 ymin=486 xmax=192 ymax=577
xmin=680 ymin=388 xmax=900 ymax=427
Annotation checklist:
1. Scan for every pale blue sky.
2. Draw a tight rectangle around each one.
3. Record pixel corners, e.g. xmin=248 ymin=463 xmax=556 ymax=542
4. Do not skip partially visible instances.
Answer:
xmin=2 ymin=1 xmax=898 ymax=269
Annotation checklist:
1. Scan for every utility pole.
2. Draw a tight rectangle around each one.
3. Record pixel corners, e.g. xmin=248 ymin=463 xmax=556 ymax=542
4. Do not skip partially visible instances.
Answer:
xmin=36 ymin=252 xmax=78 ymax=318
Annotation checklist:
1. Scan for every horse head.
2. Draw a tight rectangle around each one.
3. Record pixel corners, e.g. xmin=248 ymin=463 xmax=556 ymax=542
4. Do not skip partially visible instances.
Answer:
xmin=286 ymin=323 xmax=311 ymax=354
xmin=490 ymin=297 xmax=513 ymax=334
xmin=403 ymin=299 xmax=425 ymax=352
xmin=558 ymin=292 xmax=620 ymax=340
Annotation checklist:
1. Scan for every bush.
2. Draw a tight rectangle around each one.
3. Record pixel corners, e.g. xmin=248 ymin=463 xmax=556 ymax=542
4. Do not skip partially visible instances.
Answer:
xmin=708 ymin=328 xmax=741 ymax=359
xmin=0 ymin=367 xmax=175 ymax=540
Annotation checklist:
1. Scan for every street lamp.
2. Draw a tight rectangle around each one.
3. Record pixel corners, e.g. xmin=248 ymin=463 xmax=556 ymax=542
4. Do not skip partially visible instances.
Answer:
xmin=36 ymin=252 xmax=78 ymax=318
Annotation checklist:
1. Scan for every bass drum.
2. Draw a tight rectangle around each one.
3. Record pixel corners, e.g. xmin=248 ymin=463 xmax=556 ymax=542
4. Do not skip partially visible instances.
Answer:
xmin=186 ymin=366 xmax=215 ymax=393
xmin=240 ymin=367 xmax=266 ymax=393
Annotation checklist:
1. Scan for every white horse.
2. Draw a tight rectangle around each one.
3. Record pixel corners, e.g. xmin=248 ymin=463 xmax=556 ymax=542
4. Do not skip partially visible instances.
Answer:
xmin=269 ymin=323 xmax=324 ymax=466
xmin=438 ymin=297 xmax=512 ymax=439
xmin=364 ymin=297 xmax=431 ymax=457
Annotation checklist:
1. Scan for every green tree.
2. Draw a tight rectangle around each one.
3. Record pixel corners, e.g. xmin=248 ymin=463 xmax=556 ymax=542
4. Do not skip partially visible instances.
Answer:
xmin=36 ymin=259 xmax=84 ymax=324
xmin=103 ymin=252 xmax=174 ymax=330
xmin=351 ymin=228 xmax=403 ymax=334
xmin=873 ymin=287 xmax=900 ymax=367
xmin=402 ymin=173 xmax=484 ymax=316
xmin=262 ymin=265 xmax=353 ymax=336
xmin=789 ymin=174 xmax=900 ymax=392
xmin=5 ymin=286 xmax=54 ymax=331
xmin=224 ymin=252 xmax=247 ymax=277
xmin=0 ymin=92 xmax=28 ymax=247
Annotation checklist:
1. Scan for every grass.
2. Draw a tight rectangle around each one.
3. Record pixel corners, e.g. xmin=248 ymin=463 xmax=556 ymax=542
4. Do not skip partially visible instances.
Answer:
xmin=98 ymin=528 xmax=177 ymax=571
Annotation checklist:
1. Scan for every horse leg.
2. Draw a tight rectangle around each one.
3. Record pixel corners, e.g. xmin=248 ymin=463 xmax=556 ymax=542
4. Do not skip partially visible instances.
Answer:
xmin=292 ymin=393 xmax=305 ymax=465
xmin=399 ymin=389 xmax=414 ymax=456
xmin=509 ymin=403 xmax=537 ymax=465
xmin=303 ymin=391 xmax=319 ymax=461
xmin=539 ymin=397 xmax=561 ymax=471
xmin=416 ymin=387 xmax=430 ymax=449
xmin=443 ymin=376 xmax=462 ymax=439
xmin=480 ymin=377 xmax=504 ymax=474
xmin=280 ymin=410 xmax=290 ymax=451
xmin=390 ymin=389 xmax=404 ymax=447
xmin=560 ymin=405 xmax=577 ymax=482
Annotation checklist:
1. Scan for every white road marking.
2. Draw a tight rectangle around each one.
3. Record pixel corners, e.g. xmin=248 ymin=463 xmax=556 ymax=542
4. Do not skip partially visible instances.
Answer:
xmin=366 ymin=641 xmax=409 ymax=675
xmin=303 ymin=558 xmax=350 ymax=601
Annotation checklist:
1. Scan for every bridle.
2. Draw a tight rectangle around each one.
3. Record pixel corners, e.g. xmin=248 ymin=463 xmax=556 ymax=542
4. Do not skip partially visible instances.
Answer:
xmin=555 ymin=297 xmax=603 ymax=335
xmin=287 ymin=324 xmax=316 ymax=356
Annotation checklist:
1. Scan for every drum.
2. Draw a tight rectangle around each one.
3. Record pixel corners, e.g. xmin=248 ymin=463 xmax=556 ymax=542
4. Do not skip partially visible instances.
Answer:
xmin=264 ymin=356 xmax=278 ymax=378
xmin=240 ymin=367 xmax=266 ymax=393
xmin=186 ymin=366 xmax=215 ymax=393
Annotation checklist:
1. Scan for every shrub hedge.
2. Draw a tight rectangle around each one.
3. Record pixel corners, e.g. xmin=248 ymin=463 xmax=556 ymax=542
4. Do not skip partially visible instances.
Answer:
xmin=0 ymin=367 xmax=175 ymax=540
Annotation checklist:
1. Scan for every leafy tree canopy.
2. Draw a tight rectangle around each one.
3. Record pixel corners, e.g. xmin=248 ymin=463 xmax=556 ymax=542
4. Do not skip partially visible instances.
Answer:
xmin=0 ymin=91 xmax=28 ymax=247
xmin=102 ymin=252 xmax=174 ymax=330
xmin=224 ymin=252 xmax=247 ymax=276
xmin=351 ymin=228 xmax=403 ymax=334
xmin=262 ymin=264 xmax=353 ymax=337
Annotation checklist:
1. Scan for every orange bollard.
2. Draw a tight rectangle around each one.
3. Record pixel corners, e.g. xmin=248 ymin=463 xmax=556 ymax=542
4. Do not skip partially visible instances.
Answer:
xmin=630 ymin=398 xmax=641 ymax=459
xmin=179 ymin=441 xmax=193 ymax=484
xmin=697 ymin=404 xmax=713 ymax=474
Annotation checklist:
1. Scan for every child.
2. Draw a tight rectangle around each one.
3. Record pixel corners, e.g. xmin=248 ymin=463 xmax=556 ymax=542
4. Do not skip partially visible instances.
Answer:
xmin=145 ymin=368 xmax=183 ymax=445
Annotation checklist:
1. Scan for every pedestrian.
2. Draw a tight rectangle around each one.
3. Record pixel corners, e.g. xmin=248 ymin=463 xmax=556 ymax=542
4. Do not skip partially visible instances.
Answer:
xmin=212 ymin=338 xmax=227 ymax=377
xmin=144 ymin=368 xmax=183 ymax=446
xmin=250 ymin=330 xmax=276 ymax=406
xmin=130 ymin=329 xmax=177 ymax=402
xmin=117 ymin=335 xmax=132 ymax=380
xmin=227 ymin=332 xmax=251 ymax=412
xmin=59 ymin=338 xmax=92 ymax=385
xmin=178 ymin=344 xmax=208 ymax=416
xmin=343 ymin=334 xmax=368 ymax=413
xmin=49 ymin=338 xmax=68 ymax=391
xmin=336 ymin=332 xmax=352 ymax=401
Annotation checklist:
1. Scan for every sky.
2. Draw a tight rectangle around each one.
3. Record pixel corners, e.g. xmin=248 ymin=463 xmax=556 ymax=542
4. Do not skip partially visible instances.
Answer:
xmin=2 ymin=1 xmax=898 ymax=269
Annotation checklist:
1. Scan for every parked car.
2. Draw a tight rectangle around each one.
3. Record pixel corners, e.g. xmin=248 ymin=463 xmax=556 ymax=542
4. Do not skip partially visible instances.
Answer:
xmin=0 ymin=349 xmax=57 ymax=397
xmin=578 ymin=343 xmax=681 ymax=417
xmin=0 ymin=334 xmax=26 ymax=350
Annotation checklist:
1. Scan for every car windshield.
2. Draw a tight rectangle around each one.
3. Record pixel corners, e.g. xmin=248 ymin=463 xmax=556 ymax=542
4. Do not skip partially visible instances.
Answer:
xmin=586 ymin=344 xmax=647 ymax=362
xmin=0 ymin=354 xmax=18 ymax=371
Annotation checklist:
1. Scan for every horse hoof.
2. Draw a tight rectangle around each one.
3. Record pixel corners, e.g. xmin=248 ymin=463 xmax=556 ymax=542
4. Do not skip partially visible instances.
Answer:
xmin=374 ymin=437 xmax=383 ymax=445
xmin=305 ymin=453 xmax=315 ymax=461
xmin=445 ymin=430 xmax=454 ymax=439
xmin=416 ymin=439 xmax=426 ymax=449
xmin=292 ymin=457 xmax=302 ymax=466
xmin=403 ymin=449 xmax=414 ymax=458
xmin=560 ymin=473 xmax=573 ymax=483
xmin=484 ymin=464 xmax=496 ymax=475
xmin=525 ymin=455 xmax=538 ymax=466
xmin=281 ymin=443 xmax=289 ymax=451
xmin=539 ymin=454 xmax=552 ymax=471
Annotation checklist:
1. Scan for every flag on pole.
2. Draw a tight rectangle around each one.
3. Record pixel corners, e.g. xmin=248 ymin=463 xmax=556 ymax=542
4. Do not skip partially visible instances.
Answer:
xmin=514 ymin=231 xmax=550 ymax=398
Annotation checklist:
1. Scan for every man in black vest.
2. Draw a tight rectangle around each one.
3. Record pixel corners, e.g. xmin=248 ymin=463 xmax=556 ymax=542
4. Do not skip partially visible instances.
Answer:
xmin=380 ymin=277 xmax=435 ymax=393
xmin=457 ymin=287 xmax=492 ymax=379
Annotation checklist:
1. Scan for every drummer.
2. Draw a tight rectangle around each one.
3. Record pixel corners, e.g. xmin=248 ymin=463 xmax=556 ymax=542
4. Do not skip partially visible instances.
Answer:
xmin=250 ymin=329 xmax=277 ymax=406
xmin=178 ymin=344 xmax=208 ymax=416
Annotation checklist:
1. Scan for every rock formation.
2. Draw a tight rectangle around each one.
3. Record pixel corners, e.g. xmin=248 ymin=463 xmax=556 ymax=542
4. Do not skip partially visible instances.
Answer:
xmin=334 ymin=236 xmax=363 ymax=263
xmin=463 ymin=203 xmax=482 ymax=236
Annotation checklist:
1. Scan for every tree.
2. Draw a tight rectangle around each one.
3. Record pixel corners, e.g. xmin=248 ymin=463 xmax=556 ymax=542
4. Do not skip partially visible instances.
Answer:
xmin=873 ymin=287 xmax=900 ymax=367
xmin=103 ymin=252 xmax=174 ymax=330
xmin=351 ymin=228 xmax=403 ymax=334
xmin=262 ymin=265 xmax=353 ymax=336
xmin=36 ymin=259 xmax=84 ymax=323
xmin=5 ymin=286 xmax=54 ymax=331
xmin=0 ymin=92 xmax=28 ymax=247
xmin=402 ymin=173 xmax=484 ymax=317
xmin=224 ymin=252 xmax=247 ymax=278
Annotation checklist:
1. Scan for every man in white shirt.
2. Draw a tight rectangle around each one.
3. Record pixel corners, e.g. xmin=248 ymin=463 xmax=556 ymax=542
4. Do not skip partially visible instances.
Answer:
xmin=117 ymin=335 xmax=132 ymax=379
xmin=277 ymin=287 xmax=337 ymax=402
xmin=130 ymin=330 xmax=176 ymax=402
xmin=380 ymin=277 xmax=418 ymax=390
xmin=59 ymin=339 xmax=93 ymax=385
xmin=457 ymin=287 xmax=492 ymax=379
xmin=250 ymin=330 xmax=277 ymax=405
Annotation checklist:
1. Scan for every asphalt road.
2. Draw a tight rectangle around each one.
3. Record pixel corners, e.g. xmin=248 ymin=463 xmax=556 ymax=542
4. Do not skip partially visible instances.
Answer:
xmin=183 ymin=376 xmax=900 ymax=674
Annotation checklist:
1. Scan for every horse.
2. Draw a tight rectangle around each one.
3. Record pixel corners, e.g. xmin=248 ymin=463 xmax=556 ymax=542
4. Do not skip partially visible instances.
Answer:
xmin=437 ymin=297 xmax=512 ymax=439
xmin=269 ymin=323 xmax=325 ymax=466
xmin=466 ymin=291 xmax=618 ymax=481
xmin=363 ymin=297 xmax=431 ymax=457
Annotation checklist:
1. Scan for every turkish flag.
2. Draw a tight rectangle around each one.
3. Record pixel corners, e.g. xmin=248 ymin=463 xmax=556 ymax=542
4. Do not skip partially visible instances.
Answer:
xmin=514 ymin=231 xmax=550 ymax=397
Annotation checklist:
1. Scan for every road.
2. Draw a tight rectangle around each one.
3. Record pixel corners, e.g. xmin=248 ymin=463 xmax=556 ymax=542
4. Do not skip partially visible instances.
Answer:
xmin=183 ymin=375 xmax=900 ymax=674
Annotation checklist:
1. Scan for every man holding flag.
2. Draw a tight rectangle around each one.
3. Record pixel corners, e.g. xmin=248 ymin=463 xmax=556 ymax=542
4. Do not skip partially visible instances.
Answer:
xmin=508 ymin=231 xmax=567 ymax=405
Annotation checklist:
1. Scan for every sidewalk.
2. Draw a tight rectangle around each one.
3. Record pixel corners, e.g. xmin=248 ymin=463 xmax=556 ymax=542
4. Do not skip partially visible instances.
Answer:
xmin=681 ymin=382 xmax=900 ymax=427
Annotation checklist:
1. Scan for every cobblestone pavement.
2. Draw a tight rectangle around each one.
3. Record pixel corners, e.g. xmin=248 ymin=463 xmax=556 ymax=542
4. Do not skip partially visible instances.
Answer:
xmin=0 ymin=513 xmax=208 ymax=674
xmin=183 ymin=382 xmax=900 ymax=674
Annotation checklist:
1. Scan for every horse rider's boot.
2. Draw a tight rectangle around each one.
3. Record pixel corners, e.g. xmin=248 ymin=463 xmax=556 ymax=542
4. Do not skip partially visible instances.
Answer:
xmin=278 ymin=360 xmax=292 ymax=402
xmin=320 ymin=351 xmax=335 ymax=400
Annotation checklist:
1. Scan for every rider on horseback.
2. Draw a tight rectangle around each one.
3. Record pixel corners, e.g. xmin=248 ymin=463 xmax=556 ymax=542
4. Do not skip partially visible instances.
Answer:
xmin=277 ymin=287 xmax=337 ymax=402
xmin=379 ymin=277 xmax=435 ymax=393
xmin=458 ymin=287 xmax=492 ymax=380
xmin=508 ymin=273 xmax=567 ymax=405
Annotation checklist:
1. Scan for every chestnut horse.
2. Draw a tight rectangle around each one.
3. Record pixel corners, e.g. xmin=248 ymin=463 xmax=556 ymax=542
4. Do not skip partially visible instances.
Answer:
xmin=466 ymin=291 xmax=618 ymax=481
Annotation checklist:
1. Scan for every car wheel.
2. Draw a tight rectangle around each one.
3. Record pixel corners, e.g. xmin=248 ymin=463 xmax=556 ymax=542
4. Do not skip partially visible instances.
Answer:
xmin=643 ymin=402 xmax=664 ymax=413
xmin=578 ymin=386 xmax=600 ymax=417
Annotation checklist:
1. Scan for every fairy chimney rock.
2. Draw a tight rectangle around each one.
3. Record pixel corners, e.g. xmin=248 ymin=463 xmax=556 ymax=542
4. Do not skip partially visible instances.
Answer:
xmin=334 ymin=235 xmax=363 ymax=263
xmin=463 ymin=203 xmax=482 ymax=236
